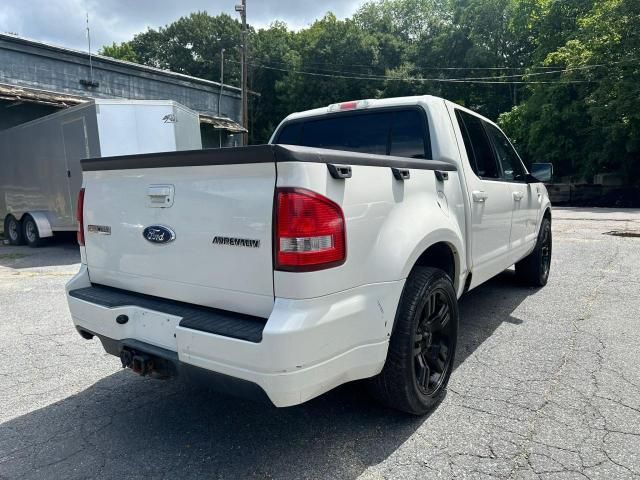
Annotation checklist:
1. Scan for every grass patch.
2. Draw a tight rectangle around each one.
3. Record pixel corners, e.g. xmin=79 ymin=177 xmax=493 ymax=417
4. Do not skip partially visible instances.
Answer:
xmin=0 ymin=252 xmax=29 ymax=260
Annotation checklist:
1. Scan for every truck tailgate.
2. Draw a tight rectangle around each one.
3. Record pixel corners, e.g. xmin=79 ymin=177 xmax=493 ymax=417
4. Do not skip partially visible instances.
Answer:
xmin=82 ymin=161 xmax=276 ymax=318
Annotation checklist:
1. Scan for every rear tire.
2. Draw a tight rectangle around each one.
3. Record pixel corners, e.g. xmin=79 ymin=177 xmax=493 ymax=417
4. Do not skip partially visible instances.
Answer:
xmin=4 ymin=215 xmax=24 ymax=246
xmin=369 ymin=267 xmax=458 ymax=415
xmin=515 ymin=217 xmax=552 ymax=287
xmin=22 ymin=215 xmax=44 ymax=248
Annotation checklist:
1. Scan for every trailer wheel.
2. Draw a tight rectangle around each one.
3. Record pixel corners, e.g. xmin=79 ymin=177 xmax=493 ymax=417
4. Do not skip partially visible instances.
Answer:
xmin=22 ymin=215 xmax=44 ymax=248
xmin=4 ymin=215 xmax=25 ymax=246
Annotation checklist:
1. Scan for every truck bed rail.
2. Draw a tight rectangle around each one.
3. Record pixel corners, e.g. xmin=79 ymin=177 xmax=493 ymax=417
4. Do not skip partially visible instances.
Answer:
xmin=81 ymin=144 xmax=457 ymax=172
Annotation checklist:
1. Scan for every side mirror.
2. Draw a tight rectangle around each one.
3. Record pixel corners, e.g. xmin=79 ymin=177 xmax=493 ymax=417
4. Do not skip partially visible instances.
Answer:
xmin=529 ymin=163 xmax=553 ymax=183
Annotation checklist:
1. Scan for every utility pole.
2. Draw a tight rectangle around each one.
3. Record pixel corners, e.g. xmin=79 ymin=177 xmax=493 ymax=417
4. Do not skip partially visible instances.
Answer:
xmin=86 ymin=11 xmax=94 ymax=85
xmin=235 ymin=0 xmax=248 ymax=145
xmin=218 ymin=48 xmax=225 ymax=148
xmin=218 ymin=47 xmax=225 ymax=116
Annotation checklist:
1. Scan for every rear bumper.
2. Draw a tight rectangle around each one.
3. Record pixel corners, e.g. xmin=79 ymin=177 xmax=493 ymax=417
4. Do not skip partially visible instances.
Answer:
xmin=66 ymin=265 xmax=404 ymax=407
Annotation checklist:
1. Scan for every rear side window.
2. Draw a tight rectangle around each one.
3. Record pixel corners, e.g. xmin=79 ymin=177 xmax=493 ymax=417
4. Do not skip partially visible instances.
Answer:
xmin=276 ymin=108 xmax=431 ymax=160
xmin=455 ymin=110 xmax=500 ymax=179
xmin=390 ymin=109 xmax=429 ymax=159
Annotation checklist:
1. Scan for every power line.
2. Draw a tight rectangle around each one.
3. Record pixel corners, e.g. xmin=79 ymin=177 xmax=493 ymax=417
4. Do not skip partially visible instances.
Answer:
xmin=238 ymin=57 xmax=569 ymax=71
xmin=229 ymin=60 xmax=594 ymax=84
xmin=230 ymin=59 xmax=637 ymax=83
xmin=237 ymin=56 xmax=638 ymax=73
xmin=441 ymin=62 xmax=630 ymax=81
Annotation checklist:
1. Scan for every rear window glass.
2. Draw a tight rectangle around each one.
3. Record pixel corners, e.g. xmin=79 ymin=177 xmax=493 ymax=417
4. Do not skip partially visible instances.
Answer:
xmin=299 ymin=111 xmax=390 ymax=155
xmin=276 ymin=122 xmax=302 ymax=145
xmin=276 ymin=108 xmax=431 ymax=159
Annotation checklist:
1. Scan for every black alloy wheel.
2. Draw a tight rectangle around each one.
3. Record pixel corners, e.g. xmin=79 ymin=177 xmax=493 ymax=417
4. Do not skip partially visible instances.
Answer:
xmin=414 ymin=289 xmax=455 ymax=396
xmin=539 ymin=221 xmax=552 ymax=282
xmin=515 ymin=216 xmax=552 ymax=287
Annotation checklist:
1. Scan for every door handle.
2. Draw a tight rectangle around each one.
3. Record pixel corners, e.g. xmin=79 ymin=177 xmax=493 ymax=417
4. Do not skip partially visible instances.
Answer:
xmin=472 ymin=190 xmax=488 ymax=203
xmin=147 ymin=185 xmax=174 ymax=207
xmin=513 ymin=191 xmax=524 ymax=201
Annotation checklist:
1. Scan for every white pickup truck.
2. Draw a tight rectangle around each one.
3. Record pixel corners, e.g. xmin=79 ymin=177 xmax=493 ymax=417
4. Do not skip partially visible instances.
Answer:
xmin=66 ymin=95 xmax=552 ymax=415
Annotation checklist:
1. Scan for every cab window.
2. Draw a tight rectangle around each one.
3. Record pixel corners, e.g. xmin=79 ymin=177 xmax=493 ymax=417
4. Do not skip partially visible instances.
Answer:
xmin=389 ymin=109 xmax=430 ymax=159
xmin=484 ymin=124 xmax=526 ymax=182
xmin=455 ymin=110 xmax=501 ymax=179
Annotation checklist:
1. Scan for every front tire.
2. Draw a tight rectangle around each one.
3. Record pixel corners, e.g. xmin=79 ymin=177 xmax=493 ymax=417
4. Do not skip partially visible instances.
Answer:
xmin=22 ymin=215 xmax=44 ymax=248
xmin=4 ymin=215 xmax=24 ymax=246
xmin=515 ymin=217 xmax=552 ymax=287
xmin=369 ymin=267 xmax=458 ymax=415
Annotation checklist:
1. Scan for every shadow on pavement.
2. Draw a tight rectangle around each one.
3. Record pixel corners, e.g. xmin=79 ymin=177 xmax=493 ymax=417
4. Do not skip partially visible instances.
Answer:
xmin=0 ymin=234 xmax=80 ymax=269
xmin=456 ymin=269 xmax=534 ymax=367
xmin=0 ymin=271 xmax=536 ymax=479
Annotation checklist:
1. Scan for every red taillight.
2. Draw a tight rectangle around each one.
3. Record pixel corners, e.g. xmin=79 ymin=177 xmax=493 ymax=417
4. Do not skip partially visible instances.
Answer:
xmin=76 ymin=188 xmax=85 ymax=246
xmin=275 ymin=188 xmax=346 ymax=272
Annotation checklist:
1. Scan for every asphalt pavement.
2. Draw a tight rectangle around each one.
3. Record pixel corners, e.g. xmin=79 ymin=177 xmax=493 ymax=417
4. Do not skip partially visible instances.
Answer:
xmin=1 ymin=208 xmax=639 ymax=479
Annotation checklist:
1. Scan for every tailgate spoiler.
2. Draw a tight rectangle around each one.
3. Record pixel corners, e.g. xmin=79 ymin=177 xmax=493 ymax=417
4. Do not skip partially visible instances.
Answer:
xmin=81 ymin=144 xmax=458 ymax=173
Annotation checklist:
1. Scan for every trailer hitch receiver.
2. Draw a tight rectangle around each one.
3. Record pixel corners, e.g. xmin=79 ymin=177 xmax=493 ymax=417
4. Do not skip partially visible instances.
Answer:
xmin=119 ymin=349 xmax=155 ymax=376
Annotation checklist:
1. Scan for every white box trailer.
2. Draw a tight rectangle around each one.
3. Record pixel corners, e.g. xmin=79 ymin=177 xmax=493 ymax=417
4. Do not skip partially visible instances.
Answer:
xmin=0 ymin=99 xmax=202 ymax=246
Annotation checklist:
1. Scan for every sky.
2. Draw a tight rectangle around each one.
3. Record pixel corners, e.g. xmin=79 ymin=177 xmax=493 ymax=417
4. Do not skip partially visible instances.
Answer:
xmin=0 ymin=0 xmax=367 ymax=52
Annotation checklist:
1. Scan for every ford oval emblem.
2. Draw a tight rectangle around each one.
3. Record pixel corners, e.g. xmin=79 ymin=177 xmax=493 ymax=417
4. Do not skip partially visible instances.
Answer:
xmin=142 ymin=225 xmax=176 ymax=244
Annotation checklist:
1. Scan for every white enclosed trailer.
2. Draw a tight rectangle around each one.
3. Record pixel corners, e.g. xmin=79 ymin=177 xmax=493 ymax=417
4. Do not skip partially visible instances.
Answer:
xmin=0 ymin=99 xmax=202 ymax=246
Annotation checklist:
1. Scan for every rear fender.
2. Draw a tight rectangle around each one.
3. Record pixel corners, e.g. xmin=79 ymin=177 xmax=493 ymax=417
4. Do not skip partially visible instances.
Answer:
xmin=401 ymin=228 xmax=465 ymax=295
xmin=536 ymin=191 xmax=552 ymax=235
xmin=22 ymin=211 xmax=54 ymax=238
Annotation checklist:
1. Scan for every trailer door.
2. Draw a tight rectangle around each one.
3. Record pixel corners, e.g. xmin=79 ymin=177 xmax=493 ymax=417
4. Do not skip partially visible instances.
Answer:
xmin=62 ymin=118 xmax=89 ymax=222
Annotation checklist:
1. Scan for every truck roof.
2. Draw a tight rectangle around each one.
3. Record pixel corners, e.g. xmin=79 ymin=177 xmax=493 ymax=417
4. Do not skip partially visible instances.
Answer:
xmin=282 ymin=95 xmax=445 ymax=122
xmin=277 ymin=94 xmax=501 ymax=135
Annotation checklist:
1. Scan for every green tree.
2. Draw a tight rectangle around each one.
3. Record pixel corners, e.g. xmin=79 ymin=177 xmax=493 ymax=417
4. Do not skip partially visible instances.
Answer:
xmin=248 ymin=21 xmax=296 ymax=143
xmin=500 ymin=0 xmax=640 ymax=183
xmin=279 ymin=14 xmax=382 ymax=111
xmin=355 ymin=0 xmax=454 ymax=41
xmin=100 ymin=42 xmax=138 ymax=63
xmin=100 ymin=12 xmax=243 ymax=86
